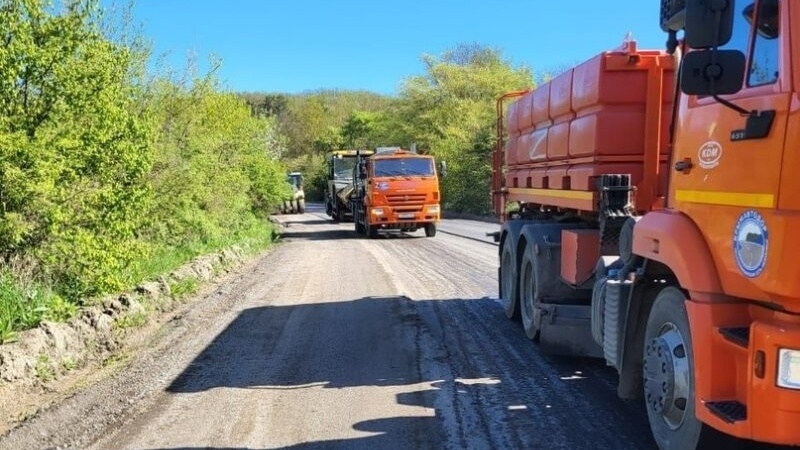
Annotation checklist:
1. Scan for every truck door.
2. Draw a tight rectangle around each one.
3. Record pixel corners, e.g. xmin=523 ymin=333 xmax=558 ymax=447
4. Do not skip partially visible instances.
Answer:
xmin=670 ymin=0 xmax=789 ymax=296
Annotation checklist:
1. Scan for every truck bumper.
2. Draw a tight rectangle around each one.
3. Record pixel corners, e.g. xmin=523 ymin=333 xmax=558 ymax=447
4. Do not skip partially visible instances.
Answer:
xmin=369 ymin=204 xmax=440 ymax=229
xmin=687 ymin=300 xmax=800 ymax=445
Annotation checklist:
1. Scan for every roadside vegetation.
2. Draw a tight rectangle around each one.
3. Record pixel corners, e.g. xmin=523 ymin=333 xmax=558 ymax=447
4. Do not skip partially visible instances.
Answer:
xmin=0 ymin=0 xmax=289 ymax=341
xmin=1 ymin=1 xmax=537 ymax=341
xmin=242 ymin=43 xmax=534 ymax=214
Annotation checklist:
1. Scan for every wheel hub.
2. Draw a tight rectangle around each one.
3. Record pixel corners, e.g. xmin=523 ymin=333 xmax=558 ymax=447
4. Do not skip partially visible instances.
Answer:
xmin=643 ymin=323 xmax=690 ymax=430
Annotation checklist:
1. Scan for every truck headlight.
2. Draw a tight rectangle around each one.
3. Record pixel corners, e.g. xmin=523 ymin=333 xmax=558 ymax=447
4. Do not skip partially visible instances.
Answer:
xmin=427 ymin=205 xmax=440 ymax=214
xmin=778 ymin=349 xmax=800 ymax=390
xmin=371 ymin=208 xmax=384 ymax=216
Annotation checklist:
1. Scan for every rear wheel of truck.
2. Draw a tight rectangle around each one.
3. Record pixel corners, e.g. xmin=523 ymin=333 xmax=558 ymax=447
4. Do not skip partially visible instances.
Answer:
xmin=297 ymin=199 xmax=306 ymax=214
xmin=644 ymin=287 xmax=723 ymax=450
xmin=500 ymin=237 xmax=520 ymax=320
xmin=519 ymin=243 xmax=541 ymax=340
xmin=424 ymin=223 xmax=437 ymax=237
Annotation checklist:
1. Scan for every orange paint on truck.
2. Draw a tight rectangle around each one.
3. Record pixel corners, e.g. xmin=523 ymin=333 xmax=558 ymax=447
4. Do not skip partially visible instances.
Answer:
xmin=492 ymin=1 xmax=800 ymax=447
xmin=352 ymin=148 xmax=442 ymax=238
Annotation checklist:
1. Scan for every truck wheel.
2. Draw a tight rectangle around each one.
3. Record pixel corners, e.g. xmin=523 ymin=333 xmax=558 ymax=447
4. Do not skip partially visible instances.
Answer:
xmin=644 ymin=287 xmax=721 ymax=450
xmin=354 ymin=214 xmax=363 ymax=234
xmin=297 ymin=199 xmax=306 ymax=214
xmin=500 ymin=237 xmax=520 ymax=320
xmin=367 ymin=224 xmax=379 ymax=239
xmin=424 ymin=223 xmax=437 ymax=237
xmin=364 ymin=221 xmax=378 ymax=239
xmin=282 ymin=200 xmax=290 ymax=214
xmin=519 ymin=243 xmax=541 ymax=340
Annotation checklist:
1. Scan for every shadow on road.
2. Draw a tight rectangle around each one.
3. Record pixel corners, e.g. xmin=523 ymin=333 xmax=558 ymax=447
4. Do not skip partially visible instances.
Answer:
xmin=168 ymin=297 xmax=429 ymax=392
xmin=278 ymin=228 xmax=426 ymax=242
xmin=275 ymin=219 xmax=333 ymax=226
xmin=277 ymin=229 xmax=359 ymax=241
xmin=157 ymin=296 xmax=786 ymax=450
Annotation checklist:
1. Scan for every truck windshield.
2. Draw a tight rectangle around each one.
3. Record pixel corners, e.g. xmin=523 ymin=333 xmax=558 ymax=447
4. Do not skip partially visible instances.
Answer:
xmin=287 ymin=175 xmax=302 ymax=187
xmin=333 ymin=158 xmax=357 ymax=180
xmin=374 ymin=158 xmax=434 ymax=177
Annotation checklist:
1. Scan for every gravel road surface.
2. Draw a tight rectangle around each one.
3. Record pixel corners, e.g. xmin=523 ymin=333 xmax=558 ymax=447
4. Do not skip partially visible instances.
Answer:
xmin=2 ymin=205 xmax=786 ymax=450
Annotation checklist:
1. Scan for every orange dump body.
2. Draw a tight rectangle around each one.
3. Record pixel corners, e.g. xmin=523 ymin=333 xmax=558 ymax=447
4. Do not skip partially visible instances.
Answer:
xmin=493 ymin=41 xmax=675 ymax=217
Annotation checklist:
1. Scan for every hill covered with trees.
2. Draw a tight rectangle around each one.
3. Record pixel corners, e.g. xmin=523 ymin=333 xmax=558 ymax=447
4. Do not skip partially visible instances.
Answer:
xmin=242 ymin=44 xmax=534 ymax=213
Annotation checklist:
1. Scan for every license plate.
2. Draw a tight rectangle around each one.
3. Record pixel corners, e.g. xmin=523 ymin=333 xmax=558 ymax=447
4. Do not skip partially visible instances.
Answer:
xmin=398 ymin=212 xmax=415 ymax=219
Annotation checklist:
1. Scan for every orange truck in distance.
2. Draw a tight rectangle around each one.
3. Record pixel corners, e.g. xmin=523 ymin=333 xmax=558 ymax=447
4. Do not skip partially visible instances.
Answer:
xmin=351 ymin=147 xmax=445 ymax=238
xmin=491 ymin=1 xmax=799 ymax=449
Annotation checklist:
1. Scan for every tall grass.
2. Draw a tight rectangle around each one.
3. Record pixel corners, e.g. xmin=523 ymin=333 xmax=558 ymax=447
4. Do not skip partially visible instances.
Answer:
xmin=0 ymin=267 xmax=75 ymax=343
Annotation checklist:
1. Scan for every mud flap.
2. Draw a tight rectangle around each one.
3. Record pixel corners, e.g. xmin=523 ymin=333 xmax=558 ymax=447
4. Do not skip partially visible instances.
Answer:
xmin=536 ymin=304 xmax=604 ymax=358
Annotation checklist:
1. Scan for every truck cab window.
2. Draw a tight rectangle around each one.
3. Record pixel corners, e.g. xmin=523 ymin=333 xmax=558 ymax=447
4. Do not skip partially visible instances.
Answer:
xmin=719 ymin=0 xmax=780 ymax=89
xmin=747 ymin=0 xmax=779 ymax=86
xmin=721 ymin=1 xmax=753 ymax=55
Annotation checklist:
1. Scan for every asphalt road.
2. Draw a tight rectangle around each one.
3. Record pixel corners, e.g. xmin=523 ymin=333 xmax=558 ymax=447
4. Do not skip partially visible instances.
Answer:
xmin=0 ymin=205 xmax=788 ymax=450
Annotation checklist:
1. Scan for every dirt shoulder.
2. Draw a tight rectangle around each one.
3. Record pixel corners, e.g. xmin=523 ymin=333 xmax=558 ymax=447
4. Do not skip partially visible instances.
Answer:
xmin=0 ymin=243 xmax=272 ymax=439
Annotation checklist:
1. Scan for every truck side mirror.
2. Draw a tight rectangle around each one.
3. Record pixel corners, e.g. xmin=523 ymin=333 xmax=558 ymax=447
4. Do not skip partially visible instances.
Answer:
xmin=680 ymin=49 xmax=745 ymax=96
xmin=439 ymin=161 xmax=447 ymax=178
xmin=684 ymin=0 xmax=735 ymax=49
xmin=358 ymin=163 xmax=367 ymax=180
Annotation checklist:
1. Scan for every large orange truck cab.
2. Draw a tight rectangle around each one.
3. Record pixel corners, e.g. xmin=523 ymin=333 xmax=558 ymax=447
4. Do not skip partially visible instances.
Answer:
xmin=351 ymin=147 xmax=444 ymax=238
xmin=492 ymin=1 xmax=800 ymax=449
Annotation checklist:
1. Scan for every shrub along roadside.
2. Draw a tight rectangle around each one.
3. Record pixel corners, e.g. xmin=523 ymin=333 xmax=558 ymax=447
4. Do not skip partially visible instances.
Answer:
xmin=0 ymin=241 xmax=258 ymax=387
xmin=0 ymin=219 xmax=278 ymax=345
xmin=0 ymin=0 xmax=289 ymax=342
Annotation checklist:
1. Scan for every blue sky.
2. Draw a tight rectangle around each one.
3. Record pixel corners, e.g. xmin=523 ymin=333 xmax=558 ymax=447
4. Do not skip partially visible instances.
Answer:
xmin=116 ymin=1 xmax=667 ymax=95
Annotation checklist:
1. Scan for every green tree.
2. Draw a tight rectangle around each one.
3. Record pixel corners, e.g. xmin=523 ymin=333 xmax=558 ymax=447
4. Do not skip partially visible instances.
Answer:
xmin=394 ymin=43 xmax=533 ymax=213
xmin=0 ymin=0 xmax=152 ymax=297
xmin=142 ymin=73 xmax=288 ymax=249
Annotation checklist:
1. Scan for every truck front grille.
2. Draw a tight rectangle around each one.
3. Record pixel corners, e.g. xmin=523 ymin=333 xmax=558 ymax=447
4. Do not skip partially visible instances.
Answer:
xmin=386 ymin=194 xmax=427 ymax=206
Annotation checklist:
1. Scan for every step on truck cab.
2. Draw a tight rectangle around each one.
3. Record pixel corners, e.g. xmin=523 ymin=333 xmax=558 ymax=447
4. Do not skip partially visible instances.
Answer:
xmin=493 ymin=1 xmax=799 ymax=448
xmin=351 ymin=147 xmax=445 ymax=238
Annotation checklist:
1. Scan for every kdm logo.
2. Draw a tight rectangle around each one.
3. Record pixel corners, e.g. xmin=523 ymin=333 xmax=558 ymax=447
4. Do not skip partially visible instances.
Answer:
xmin=698 ymin=141 xmax=723 ymax=169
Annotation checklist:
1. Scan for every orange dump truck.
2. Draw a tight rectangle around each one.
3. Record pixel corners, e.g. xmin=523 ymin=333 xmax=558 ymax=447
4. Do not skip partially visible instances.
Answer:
xmin=492 ymin=1 xmax=799 ymax=448
xmin=351 ymin=147 xmax=444 ymax=238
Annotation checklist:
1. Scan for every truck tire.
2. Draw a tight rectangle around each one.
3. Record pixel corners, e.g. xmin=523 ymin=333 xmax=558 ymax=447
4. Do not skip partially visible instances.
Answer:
xmin=644 ymin=287 xmax=723 ymax=450
xmin=367 ymin=224 xmax=379 ymax=239
xmin=297 ymin=199 xmax=306 ymax=214
xmin=519 ymin=242 xmax=541 ymax=340
xmin=424 ymin=223 xmax=437 ymax=237
xmin=500 ymin=237 xmax=520 ymax=320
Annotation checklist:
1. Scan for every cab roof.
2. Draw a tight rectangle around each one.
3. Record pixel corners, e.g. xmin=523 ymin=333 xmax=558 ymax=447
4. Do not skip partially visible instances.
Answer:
xmin=330 ymin=149 xmax=375 ymax=158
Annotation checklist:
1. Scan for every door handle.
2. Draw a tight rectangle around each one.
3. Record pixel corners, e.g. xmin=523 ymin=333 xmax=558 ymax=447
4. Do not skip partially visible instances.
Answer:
xmin=674 ymin=158 xmax=693 ymax=173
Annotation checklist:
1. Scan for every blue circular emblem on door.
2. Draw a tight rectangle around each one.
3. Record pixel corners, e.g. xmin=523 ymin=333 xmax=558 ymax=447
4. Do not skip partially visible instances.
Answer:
xmin=733 ymin=210 xmax=768 ymax=278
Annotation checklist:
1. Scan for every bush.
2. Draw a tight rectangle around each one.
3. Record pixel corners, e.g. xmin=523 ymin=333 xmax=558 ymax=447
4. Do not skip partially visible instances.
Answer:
xmin=0 ymin=1 xmax=290 ymax=333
